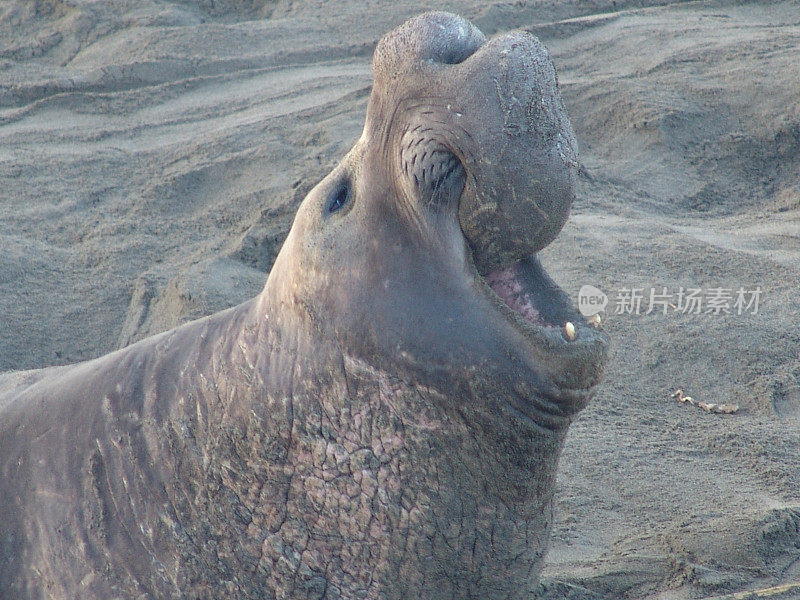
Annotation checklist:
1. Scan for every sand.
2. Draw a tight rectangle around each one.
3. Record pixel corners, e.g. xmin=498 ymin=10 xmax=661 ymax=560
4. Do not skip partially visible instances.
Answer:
xmin=1 ymin=1 xmax=799 ymax=598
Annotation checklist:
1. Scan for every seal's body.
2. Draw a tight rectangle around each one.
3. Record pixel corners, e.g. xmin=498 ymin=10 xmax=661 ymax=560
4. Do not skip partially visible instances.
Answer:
xmin=1 ymin=13 xmax=607 ymax=599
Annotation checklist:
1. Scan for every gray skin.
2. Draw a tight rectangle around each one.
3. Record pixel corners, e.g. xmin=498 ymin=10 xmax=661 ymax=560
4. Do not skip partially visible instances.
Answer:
xmin=0 ymin=12 xmax=608 ymax=600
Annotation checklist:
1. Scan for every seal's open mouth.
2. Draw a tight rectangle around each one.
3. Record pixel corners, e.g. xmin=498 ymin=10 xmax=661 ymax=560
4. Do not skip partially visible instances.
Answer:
xmin=477 ymin=255 xmax=587 ymax=340
xmin=470 ymin=251 xmax=608 ymax=396
xmin=485 ymin=258 xmax=577 ymax=333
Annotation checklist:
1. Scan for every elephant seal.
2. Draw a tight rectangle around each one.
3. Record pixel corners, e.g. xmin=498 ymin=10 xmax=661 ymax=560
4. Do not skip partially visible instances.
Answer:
xmin=0 ymin=12 xmax=608 ymax=600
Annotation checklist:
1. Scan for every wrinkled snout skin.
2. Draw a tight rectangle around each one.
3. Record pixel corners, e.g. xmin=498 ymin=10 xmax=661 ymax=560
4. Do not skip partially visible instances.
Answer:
xmin=368 ymin=12 xmax=578 ymax=272
xmin=0 ymin=12 xmax=604 ymax=600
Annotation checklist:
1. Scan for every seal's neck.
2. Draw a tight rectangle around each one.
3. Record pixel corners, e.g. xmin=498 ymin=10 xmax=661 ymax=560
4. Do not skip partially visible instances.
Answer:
xmin=178 ymin=299 xmax=566 ymax=599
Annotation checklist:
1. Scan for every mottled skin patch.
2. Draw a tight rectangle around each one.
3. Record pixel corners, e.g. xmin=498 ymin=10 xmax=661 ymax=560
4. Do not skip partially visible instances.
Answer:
xmin=0 ymin=12 xmax=608 ymax=600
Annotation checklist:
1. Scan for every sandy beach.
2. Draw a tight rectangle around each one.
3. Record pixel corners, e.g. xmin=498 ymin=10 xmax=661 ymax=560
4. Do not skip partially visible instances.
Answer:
xmin=1 ymin=1 xmax=798 ymax=598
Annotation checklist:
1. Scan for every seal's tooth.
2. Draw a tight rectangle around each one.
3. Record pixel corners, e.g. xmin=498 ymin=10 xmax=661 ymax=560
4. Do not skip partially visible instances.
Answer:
xmin=564 ymin=321 xmax=576 ymax=341
xmin=588 ymin=314 xmax=602 ymax=328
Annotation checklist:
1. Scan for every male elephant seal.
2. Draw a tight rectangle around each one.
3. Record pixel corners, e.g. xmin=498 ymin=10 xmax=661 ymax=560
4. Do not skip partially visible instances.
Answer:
xmin=0 ymin=12 xmax=608 ymax=600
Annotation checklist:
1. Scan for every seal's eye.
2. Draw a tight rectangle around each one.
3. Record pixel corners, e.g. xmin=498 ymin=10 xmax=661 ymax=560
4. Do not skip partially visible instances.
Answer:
xmin=326 ymin=181 xmax=350 ymax=214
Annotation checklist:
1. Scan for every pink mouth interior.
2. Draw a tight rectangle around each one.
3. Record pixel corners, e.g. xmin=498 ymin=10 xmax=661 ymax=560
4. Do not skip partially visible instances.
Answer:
xmin=485 ymin=264 xmax=550 ymax=327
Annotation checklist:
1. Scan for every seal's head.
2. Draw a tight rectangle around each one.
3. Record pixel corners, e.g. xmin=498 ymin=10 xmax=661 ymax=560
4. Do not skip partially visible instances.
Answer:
xmin=266 ymin=12 xmax=608 ymax=420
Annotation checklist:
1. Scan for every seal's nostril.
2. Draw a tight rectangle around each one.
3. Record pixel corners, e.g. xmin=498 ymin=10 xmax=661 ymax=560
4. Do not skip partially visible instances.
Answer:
xmin=414 ymin=12 xmax=485 ymax=65
xmin=428 ymin=16 xmax=486 ymax=64
xmin=374 ymin=12 xmax=485 ymax=74
xmin=435 ymin=40 xmax=480 ymax=65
